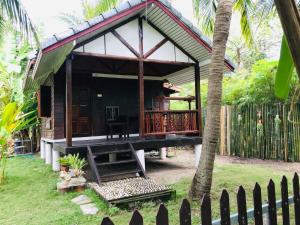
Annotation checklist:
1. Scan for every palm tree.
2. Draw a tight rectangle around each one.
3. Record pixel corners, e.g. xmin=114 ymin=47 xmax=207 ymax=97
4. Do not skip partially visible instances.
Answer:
xmin=0 ymin=0 xmax=37 ymax=42
xmin=189 ymin=0 xmax=255 ymax=200
xmin=189 ymin=0 xmax=233 ymax=200
xmin=60 ymin=0 xmax=121 ymax=26
xmin=190 ymin=0 xmax=300 ymax=200
xmin=193 ymin=0 xmax=254 ymax=46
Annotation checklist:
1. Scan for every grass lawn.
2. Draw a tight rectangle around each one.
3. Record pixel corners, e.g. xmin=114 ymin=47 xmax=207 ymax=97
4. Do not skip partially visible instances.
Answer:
xmin=0 ymin=156 xmax=296 ymax=225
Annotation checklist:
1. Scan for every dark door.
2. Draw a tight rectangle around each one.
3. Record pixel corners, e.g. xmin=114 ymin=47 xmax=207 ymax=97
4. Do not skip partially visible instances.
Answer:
xmin=72 ymin=87 xmax=91 ymax=137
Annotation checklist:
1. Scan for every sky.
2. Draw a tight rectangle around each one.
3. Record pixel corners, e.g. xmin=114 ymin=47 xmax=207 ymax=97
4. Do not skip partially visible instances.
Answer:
xmin=21 ymin=0 xmax=199 ymax=37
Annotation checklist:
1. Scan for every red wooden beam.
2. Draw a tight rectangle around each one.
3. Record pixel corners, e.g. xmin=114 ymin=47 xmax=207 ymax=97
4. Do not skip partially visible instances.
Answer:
xmin=194 ymin=64 xmax=202 ymax=136
xmin=66 ymin=57 xmax=73 ymax=146
xmin=138 ymin=17 xmax=145 ymax=139
xmin=111 ymin=30 xmax=140 ymax=57
xmin=143 ymin=38 xmax=168 ymax=58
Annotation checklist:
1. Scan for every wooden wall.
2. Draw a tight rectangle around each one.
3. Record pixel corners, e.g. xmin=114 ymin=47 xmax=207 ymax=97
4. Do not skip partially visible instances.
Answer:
xmin=40 ymin=71 xmax=164 ymax=139
xmin=40 ymin=75 xmax=54 ymax=139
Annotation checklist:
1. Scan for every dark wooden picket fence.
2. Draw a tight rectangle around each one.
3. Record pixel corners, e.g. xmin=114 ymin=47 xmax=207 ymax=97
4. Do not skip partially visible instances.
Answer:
xmin=100 ymin=173 xmax=300 ymax=225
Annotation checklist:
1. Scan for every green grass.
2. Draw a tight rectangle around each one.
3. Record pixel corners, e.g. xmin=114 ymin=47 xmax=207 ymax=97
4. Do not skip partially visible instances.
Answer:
xmin=0 ymin=156 xmax=296 ymax=225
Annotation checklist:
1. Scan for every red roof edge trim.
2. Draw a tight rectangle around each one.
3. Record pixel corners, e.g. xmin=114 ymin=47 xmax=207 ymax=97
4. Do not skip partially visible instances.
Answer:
xmin=153 ymin=1 xmax=234 ymax=71
xmin=42 ymin=0 xmax=154 ymax=54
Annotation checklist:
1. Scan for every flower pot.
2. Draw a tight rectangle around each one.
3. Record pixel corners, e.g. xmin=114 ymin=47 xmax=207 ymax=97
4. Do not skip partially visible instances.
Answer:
xmin=60 ymin=165 xmax=69 ymax=172
xmin=74 ymin=185 xmax=85 ymax=192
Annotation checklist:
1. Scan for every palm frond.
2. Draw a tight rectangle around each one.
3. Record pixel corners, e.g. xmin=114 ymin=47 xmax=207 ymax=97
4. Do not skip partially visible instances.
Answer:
xmin=82 ymin=0 xmax=120 ymax=20
xmin=0 ymin=0 xmax=38 ymax=44
xmin=193 ymin=0 xmax=217 ymax=35
xmin=233 ymin=0 xmax=255 ymax=47
xmin=59 ymin=12 xmax=84 ymax=27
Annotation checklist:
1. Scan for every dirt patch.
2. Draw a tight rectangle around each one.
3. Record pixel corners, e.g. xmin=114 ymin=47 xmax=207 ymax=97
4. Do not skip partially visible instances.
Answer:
xmin=146 ymin=147 xmax=300 ymax=185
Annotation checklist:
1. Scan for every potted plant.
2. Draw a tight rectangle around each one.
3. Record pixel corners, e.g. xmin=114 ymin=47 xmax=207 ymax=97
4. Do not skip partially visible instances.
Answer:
xmin=58 ymin=156 xmax=70 ymax=172
xmin=68 ymin=154 xmax=87 ymax=192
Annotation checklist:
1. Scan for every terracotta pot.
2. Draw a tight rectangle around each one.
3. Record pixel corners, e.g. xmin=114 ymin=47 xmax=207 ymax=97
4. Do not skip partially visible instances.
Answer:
xmin=74 ymin=185 xmax=85 ymax=192
xmin=60 ymin=165 xmax=69 ymax=172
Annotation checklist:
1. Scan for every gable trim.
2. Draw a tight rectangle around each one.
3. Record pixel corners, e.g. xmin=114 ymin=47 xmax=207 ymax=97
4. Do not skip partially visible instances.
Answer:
xmin=43 ymin=1 xmax=152 ymax=54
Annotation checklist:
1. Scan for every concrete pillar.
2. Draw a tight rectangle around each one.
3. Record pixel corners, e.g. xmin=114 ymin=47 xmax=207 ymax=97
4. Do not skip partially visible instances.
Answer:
xmin=109 ymin=153 xmax=117 ymax=162
xmin=136 ymin=149 xmax=145 ymax=171
xmin=195 ymin=144 xmax=202 ymax=168
xmin=45 ymin=143 xmax=52 ymax=165
xmin=52 ymin=149 xmax=60 ymax=171
xmin=40 ymin=140 xmax=45 ymax=160
xmin=160 ymin=147 xmax=167 ymax=160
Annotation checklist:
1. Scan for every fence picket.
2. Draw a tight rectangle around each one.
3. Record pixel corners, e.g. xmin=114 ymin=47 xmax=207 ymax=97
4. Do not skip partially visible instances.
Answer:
xmin=101 ymin=217 xmax=114 ymax=225
xmin=220 ymin=189 xmax=230 ymax=225
xmin=237 ymin=186 xmax=248 ymax=225
xmin=267 ymin=179 xmax=277 ymax=225
xmin=281 ymin=176 xmax=290 ymax=225
xmin=253 ymin=183 xmax=263 ymax=225
xmin=98 ymin=174 xmax=297 ymax=225
xmin=130 ymin=210 xmax=143 ymax=225
xmin=293 ymin=173 xmax=300 ymax=225
xmin=201 ymin=194 xmax=212 ymax=225
xmin=180 ymin=199 xmax=191 ymax=225
xmin=156 ymin=204 xmax=168 ymax=225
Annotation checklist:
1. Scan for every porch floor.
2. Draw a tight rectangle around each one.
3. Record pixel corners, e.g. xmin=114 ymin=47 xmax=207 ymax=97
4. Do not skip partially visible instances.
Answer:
xmin=53 ymin=135 xmax=201 ymax=155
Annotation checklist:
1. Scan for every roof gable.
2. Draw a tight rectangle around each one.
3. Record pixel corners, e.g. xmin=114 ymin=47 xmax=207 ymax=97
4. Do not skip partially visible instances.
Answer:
xmin=24 ymin=0 xmax=235 ymax=91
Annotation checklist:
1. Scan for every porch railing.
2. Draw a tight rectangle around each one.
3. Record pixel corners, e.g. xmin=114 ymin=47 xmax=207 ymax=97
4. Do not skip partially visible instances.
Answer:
xmin=144 ymin=110 xmax=199 ymax=136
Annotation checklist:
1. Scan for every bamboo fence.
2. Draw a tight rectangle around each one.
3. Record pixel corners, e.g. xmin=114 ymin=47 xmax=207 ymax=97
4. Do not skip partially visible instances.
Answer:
xmin=219 ymin=103 xmax=300 ymax=162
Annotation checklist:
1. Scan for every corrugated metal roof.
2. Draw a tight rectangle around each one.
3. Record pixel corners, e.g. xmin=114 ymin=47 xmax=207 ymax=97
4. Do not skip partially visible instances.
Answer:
xmin=24 ymin=0 xmax=235 ymax=91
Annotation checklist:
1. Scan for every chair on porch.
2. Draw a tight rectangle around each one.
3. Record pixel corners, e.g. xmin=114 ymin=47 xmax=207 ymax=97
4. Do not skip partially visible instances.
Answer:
xmin=105 ymin=106 xmax=129 ymax=139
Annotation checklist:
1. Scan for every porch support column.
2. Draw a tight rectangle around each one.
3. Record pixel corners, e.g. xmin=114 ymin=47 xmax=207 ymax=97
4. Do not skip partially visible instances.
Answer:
xmin=52 ymin=149 xmax=60 ymax=171
xmin=160 ymin=147 xmax=167 ymax=160
xmin=194 ymin=144 xmax=202 ymax=168
xmin=138 ymin=17 xmax=145 ymax=138
xmin=45 ymin=142 xmax=52 ymax=165
xmin=66 ymin=57 xmax=73 ymax=146
xmin=195 ymin=64 xmax=203 ymax=136
xmin=136 ymin=149 xmax=145 ymax=171
xmin=40 ymin=140 xmax=45 ymax=160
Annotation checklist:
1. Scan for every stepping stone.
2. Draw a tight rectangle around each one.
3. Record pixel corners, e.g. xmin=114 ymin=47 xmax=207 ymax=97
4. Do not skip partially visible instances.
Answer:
xmin=80 ymin=203 xmax=99 ymax=215
xmin=72 ymin=195 xmax=92 ymax=205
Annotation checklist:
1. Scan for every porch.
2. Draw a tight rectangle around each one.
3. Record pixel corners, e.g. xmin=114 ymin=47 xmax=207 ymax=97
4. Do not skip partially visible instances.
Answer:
xmin=62 ymin=51 xmax=202 ymax=146
xmin=52 ymin=135 xmax=202 ymax=155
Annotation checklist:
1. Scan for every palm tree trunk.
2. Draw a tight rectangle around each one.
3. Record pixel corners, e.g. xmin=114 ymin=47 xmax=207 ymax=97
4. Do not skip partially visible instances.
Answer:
xmin=189 ymin=0 xmax=233 ymax=200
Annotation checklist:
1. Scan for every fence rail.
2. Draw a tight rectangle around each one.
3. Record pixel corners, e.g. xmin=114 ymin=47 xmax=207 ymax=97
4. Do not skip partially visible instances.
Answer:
xmin=100 ymin=173 xmax=300 ymax=225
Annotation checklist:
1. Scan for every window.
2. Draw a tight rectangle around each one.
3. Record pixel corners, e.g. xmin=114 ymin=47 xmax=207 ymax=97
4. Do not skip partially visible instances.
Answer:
xmin=37 ymin=86 xmax=51 ymax=117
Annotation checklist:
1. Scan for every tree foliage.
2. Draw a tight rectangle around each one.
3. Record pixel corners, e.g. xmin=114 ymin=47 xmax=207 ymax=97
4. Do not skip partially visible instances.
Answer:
xmin=60 ymin=0 xmax=121 ymax=26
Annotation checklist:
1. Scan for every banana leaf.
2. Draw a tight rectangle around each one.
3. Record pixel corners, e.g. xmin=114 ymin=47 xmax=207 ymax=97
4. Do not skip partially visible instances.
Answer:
xmin=275 ymin=35 xmax=295 ymax=99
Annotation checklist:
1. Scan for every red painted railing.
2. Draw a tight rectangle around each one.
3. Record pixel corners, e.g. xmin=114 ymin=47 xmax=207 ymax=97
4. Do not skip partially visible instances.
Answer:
xmin=144 ymin=110 xmax=198 ymax=136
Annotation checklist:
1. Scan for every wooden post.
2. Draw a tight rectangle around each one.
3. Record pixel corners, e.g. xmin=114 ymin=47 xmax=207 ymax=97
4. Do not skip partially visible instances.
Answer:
xmin=66 ymin=57 xmax=73 ymax=146
xmin=195 ymin=64 xmax=202 ymax=136
xmin=138 ymin=17 xmax=145 ymax=139
xmin=226 ymin=106 xmax=231 ymax=155
xmin=220 ymin=106 xmax=226 ymax=155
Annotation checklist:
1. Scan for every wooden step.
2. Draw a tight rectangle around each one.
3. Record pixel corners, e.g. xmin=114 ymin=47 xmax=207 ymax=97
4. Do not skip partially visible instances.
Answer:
xmin=100 ymin=169 xmax=142 ymax=178
xmin=96 ymin=159 xmax=136 ymax=166
xmin=92 ymin=149 xmax=132 ymax=156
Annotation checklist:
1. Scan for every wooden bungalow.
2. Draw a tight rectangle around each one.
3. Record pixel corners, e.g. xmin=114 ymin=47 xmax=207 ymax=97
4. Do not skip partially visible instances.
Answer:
xmin=24 ymin=0 xmax=234 ymax=192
